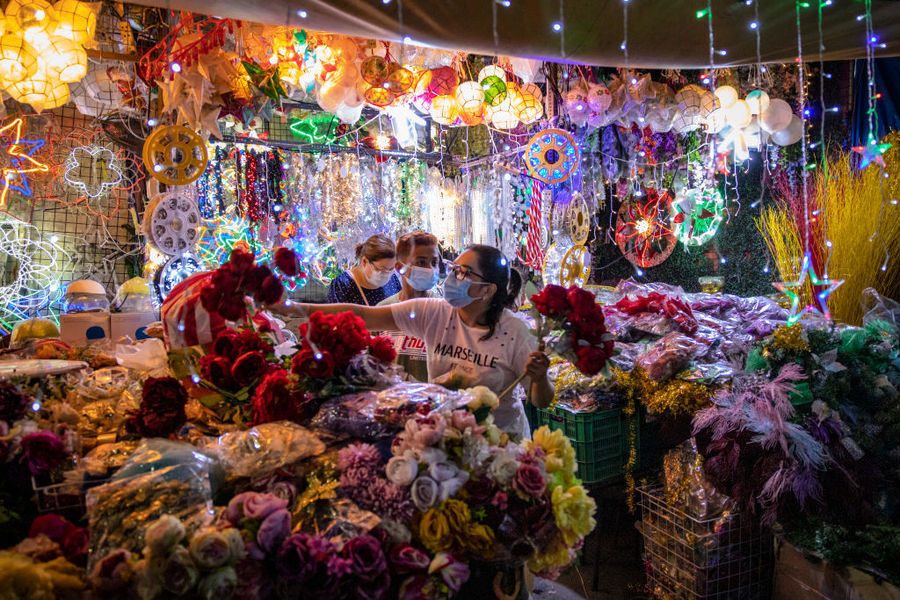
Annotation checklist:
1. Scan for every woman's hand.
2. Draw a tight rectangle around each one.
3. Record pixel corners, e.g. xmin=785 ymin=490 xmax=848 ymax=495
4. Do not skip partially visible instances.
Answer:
xmin=265 ymin=300 xmax=307 ymax=319
xmin=524 ymin=351 xmax=550 ymax=379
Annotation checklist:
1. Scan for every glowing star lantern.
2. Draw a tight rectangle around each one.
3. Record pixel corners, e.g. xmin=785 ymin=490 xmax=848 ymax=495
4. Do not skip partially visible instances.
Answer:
xmin=63 ymin=145 xmax=124 ymax=198
xmin=772 ymin=252 xmax=844 ymax=325
xmin=714 ymin=85 xmax=738 ymax=109
xmin=670 ymin=186 xmax=725 ymax=246
xmin=52 ymin=0 xmax=97 ymax=44
xmin=477 ymin=64 xmax=506 ymax=83
xmin=0 ymin=34 xmax=38 ymax=83
xmin=745 ymin=89 xmax=770 ymax=115
xmin=427 ymin=66 xmax=458 ymax=97
xmin=615 ymin=190 xmax=677 ymax=268
xmin=852 ymin=135 xmax=891 ymax=169
xmin=480 ymin=75 xmax=507 ymax=106
xmin=429 ymin=95 xmax=459 ymax=125
xmin=725 ymin=99 xmax=752 ymax=129
xmin=455 ymin=81 xmax=484 ymax=114
xmin=0 ymin=117 xmax=50 ymax=208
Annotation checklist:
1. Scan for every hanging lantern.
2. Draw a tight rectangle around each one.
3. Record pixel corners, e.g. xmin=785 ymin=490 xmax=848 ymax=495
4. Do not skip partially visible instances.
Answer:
xmin=713 ymin=85 xmax=738 ymax=109
xmin=6 ymin=0 xmax=56 ymax=36
xmin=698 ymin=91 xmax=718 ymax=117
xmin=455 ymin=81 xmax=484 ymax=113
xmin=725 ymin=99 xmax=752 ymax=129
xmin=477 ymin=64 xmax=506 ymax=83
xmin=481 ymin=75 xmax=507 ymax=106
xmin=459 ymin=109 xmax=484 ymax=126
xmin=427 ymin=66 xmax=458 ymax=97
xmin=385 ymin=65 xmax=415 ymax=94
xmin=53 ymin=0 xmax=97 ymax=44
xmin=42 ymin=37 xmax=86 ymax=82
xmin=6 ymin=71 xmax=53 ymax=111
xmin=513 ymin=89 xmax=543 ymax=124
xmin=360 ymin=55 xmax=388 ymax=86
xmin=521 ymin=82 xmax=543 ymax=102
xmin=745 ymin=89 xmax=770 ymax=115
xmin=705 ymin=107 xmax=728 ymax=133
xmin=43 ymin=77 xmax=70 ymax=109
xmin=364 ymin=85 xmax=393 ymax=107
xmin=0 ymin=35 xmax=39 ymax=84
xmin=491 ymin=104 xmax=519 ymax=130
xmin=430 ymin=95 xmax=459 ymax=125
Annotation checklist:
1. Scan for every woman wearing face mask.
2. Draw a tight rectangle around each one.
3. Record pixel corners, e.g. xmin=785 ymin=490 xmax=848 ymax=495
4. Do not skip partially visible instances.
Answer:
xmin=327 ymin=234 xmax=401 ymax=305
xmin=376 ymin=231 xmax=440 ymax=382
xmin=274 ymin=244 xmax=552 ymax=440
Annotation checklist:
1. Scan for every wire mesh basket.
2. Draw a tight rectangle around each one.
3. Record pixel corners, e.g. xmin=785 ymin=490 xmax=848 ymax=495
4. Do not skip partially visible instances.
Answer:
xmin=638 ymin=485 xmax=773 ymax=600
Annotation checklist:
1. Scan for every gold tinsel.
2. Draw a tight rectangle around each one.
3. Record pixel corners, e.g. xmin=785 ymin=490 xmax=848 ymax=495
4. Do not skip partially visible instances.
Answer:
xmin=771 ymin=323 xmax=810 ymax=353
xmin=613 ymin=368 xmax=713 ymax=417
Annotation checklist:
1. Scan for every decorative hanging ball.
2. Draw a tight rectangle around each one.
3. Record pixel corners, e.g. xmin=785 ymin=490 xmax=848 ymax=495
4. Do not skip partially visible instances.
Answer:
xmin=429 ymin=94 xmax=460 ymax=125
xmin=6 ymin=72 xmax=52 ymax=111
xmin=513 ymin=89 xmax=543 ymax=124
xmin=44 ymin=78 xmax=71 ymax=109
xmin=0 ymin=34 xmax=38 ymax=84
xmin=43 ymin=37 xmax=87 ymax=83
xmin=5 ymin=0 xmax=55 ymax=35
xmin=491 ymin=105 xmax=519 ymax=130
xmin=360 ymin=55 xmax=389 ymax=86
xmin=705 ymin=107 xmax=728 ymax=134
xmin=480 ymin=75 xmax=507 ymax=106
xmin=674 ymin=87 xmax=702 ymax=116
xmin=587 ymin=82 xmax=611 ymax=113
xmin=53 ymin=0 xmax=97 ymax=44
xmin=725 ymin=99 xmax=752 ymax=129
xmin=427 ymin=66 xmax=458 ymax=97
xmin=713 ymin=85 xmax=739 ymax=109
xmin=455 ymin=81 xmax=485 ymax=113
xmin=385 ymin=64 xmax=415 ymax=94
xmin=745 ymin=89 xmax=770 ymax=115
xmin=524 ymin=128 xmax=580 ymax=184
xmin=364 ymin=85 xmax=394 ymax=107
xmin=759 ymin=98 xmax=793 ymax=133
xmin=477 ymin=64 xmax=507 ymax=83
xmin=459 ymin=109 xmax=484 ymax=126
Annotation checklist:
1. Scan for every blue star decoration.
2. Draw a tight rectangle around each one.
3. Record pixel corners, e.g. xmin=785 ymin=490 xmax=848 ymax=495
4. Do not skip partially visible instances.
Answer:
xmin=852 ymin=135 xmax=891 ymax=170
xmin=772 ymin=253 xmax=844 ymax=325
xmin=0 ymin=117 xmax=50 ymax=209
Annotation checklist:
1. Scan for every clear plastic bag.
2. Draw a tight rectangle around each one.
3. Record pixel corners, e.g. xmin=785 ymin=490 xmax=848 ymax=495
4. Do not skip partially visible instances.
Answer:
xmin=211 ymin=421 xmax=326 ymax=478
xmin=862 ymin=287 xmax=900 ymax=332
xmin=637 ymin=332 xmax=707 ymax=381
xmin=115 ymin=338 xmax=168 ymax=374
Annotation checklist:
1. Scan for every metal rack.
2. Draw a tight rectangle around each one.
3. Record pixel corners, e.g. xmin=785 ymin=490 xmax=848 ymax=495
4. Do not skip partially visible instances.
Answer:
xmin=638 ymin=486 xmax=773 ymax=600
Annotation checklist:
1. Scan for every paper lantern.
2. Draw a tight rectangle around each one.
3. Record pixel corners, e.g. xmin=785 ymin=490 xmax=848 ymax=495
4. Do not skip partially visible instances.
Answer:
xmin=675 ymin=87 xmax=702 ymax=116
xmin=587 ymin=83 xmax=611 ymax=113
xmin=705 ymin=107 xmax=728 ymax=133
xmin=725 ymin=99 xmax=752 ymax=129
xmin=0 ymin=34 xmax=38 ymax=83
xmin=478 ymin=64 xmax=506 ymax=83
xmin=364 ymin=85 xmax=393 ymax=107
xmin=759 ymin=98 xmax=792 ymax=133
xmin=44 ymin=77 xmax=70 ymax=108
xmin=53 ymin=0 xmax=97 ymax=44
xmin=427 ymin=66 xmax=458 ymax=97
xmin=480 ymin=75 xmax=507 ymax=106
xmin=699 ymin=91 xmax=717 ymax=117
xmin=491 ymin=106 xmax=519 ymax=130
xmin=360 ymin=55 xmax=388 ymax=86
xmin=459 ymin=110 xmax=483 ymax=126
xmin=771 ymin=115 xmax=803 ymax=146
xmin=455 ymin=81 xmax=484 ymax=113
xmin=745 ymin=89 xmax=770 ymax=115
xmin=40 ymin=37 xmax=86 ymax=82
xmin=386 ymin=65 xmax=414 ymax=94
xmin=513 ymin=89 xmax=543 ymax=123
xmin=714 ymin=85 xmax=738 ymax=109
xmin=6 ymin=0 xmax=55 ymax=35
xmin=430 ymin=95 xmax=459 ymax=125
xmin=521 ymin=82 xmax=543 ymax=101
xmin=6 ymin=71 xmax=53 ymax=110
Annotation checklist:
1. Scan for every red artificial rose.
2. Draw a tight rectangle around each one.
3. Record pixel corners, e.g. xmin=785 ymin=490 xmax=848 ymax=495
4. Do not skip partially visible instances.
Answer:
xmin=255 ymin=275 xmax=284 ymax=306
xmin=29 ymin=514 xmax=75 ymax=543
xmin=61 ymin=526 xmax=89 ymax=566
xmin=202 ymin=271 xmax=248 ymax=321
xmin=19 ymin=431 xmax=67 ymax=477
xmin=336 ymin=311 xmax=372 ymax=353
xmin=572 ymin=318 xmax=609 ymax=346
xmin=200 ymin=355 xmax=234 ymax=390
xmin=126 ymin=377 xmax=189 ymax=438
xmin=530 ymin=284 xmax=570 ymax=317
xmin=370 ymin=336 xmax=397 ymax=364
xmin=232 ymin=351 xmax=268 ymax=388
xmin=213 ymin=329 xmax=242 ymax=360
xmin=244 ymin=265 xmax=272 ymax=295
xmin=251 ymin=369 xmax=315 ymax=425
xmin=235 ymin=328 xmax=274 ymax=356
xmin=566 ymin=286 xmax=597 ymax=317
xmin=274 ymin=248 xmax=300 ymax=277
xmin=291 ymin=348 xmax=336 ymax=379
xmin=574 ymin=345 xmax=611 ymax=376
xmin=226 ymin=248 xmax=255 ymax=277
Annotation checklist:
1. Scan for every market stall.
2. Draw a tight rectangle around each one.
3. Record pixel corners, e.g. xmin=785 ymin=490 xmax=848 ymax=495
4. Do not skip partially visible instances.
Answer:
xmin=0 ymin=0 xmax=899 ymax=598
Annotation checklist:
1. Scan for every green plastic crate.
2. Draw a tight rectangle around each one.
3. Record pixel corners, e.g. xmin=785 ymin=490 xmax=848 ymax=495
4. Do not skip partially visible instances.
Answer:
xmin=534 ymin=405 xmax=638 ymax=485
xmin=524 ymin=401 xmax=540 ymax=432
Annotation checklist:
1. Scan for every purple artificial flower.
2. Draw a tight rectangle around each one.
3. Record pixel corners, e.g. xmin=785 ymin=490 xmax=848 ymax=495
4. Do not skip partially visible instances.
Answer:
xmin=389 ymin=543 xmax=431 ymax=574
xmin=356 ymin=570 xmax=391 ymax=600
xmin=224 ymin=491 xmax=254 ymax=526
xmin=343 ymin=535 xmax=387 ymax=581
xmin=513 ymin=464 xmax=546 ymax=498
xmin=256 ymin=508 xmax=291 ymax=553
xmin=244 ymin=493 xmax=288 ymax=520
xmin=337 ymin=442 xmax=383 ymax=471
xmin=19 ymin=430 xmax=67 ymax=477
xmin=0 ymin=382 xmax=31 ymax=423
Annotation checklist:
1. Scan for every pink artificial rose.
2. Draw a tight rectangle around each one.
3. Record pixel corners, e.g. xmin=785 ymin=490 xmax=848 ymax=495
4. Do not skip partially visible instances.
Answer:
xmin=428 ymin=552 xmax=470 ymax=593
xmin=398 ymin=574 xmax=436 ymax=600
xmin=385 ymin=455 xmax=418 ymax=487
xmin=388 ymin=543 xmax=431 ymax=574
xmin=243 ymin=493 xmax=288 ymax=520
xmin=513 ymin=464 xmax=546 ymax=498
xmin=405 ymin=413 xmax=446 ymax=448
xmin=449 ymin=410 xmax=486 ymax=435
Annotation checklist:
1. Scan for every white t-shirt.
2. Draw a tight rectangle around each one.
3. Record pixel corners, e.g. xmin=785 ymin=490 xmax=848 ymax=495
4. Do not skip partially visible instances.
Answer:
xmin=390 ymin=298 xmax=537 ymax=440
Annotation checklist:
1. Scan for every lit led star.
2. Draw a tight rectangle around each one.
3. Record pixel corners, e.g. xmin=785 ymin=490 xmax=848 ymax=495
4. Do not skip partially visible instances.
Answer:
xmin=0 ymin=118 xmax=50 ymax=209
xmin=772 ymin=253 xmax=844 ymax=325
xmin=852 ymin=135 xmax=891 ymax=169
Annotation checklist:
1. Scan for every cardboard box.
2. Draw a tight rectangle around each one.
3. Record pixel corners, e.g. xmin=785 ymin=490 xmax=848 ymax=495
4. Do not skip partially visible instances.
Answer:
xmin=59 ymin=312 xmax=111 ymax=346
xmin=110 ymin=312 xmax=157 ymax=342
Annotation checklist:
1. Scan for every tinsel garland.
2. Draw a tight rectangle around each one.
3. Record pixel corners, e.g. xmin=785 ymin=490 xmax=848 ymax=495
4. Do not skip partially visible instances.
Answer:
xmin=613 ymin=367 xmax=713 ymax=417
xmin=623 ymin=392 xmax=639 ymax=513
xmin=772 ymin=323 xmax=810 ymax=353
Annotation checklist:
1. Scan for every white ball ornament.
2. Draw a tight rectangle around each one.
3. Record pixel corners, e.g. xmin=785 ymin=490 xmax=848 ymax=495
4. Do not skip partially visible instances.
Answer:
xmin=714 ymin=85 xmax=739 ymax=109
xmin=771 ymin=115 xmax=803 ymax=146
xmin=759 ymin=98 xmax=793 ymax=133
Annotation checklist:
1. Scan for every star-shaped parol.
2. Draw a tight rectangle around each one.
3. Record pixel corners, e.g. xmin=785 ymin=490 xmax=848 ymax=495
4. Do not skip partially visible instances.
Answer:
xmin=852 ymin=135 xmax=891 ymax=170
xmin=0 ymin=118 xmax=50 ymax=209
xmin=772 ymin=253 xmax=844 ymax=326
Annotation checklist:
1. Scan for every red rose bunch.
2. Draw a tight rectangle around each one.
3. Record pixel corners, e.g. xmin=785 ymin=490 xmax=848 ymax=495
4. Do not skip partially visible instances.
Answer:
xmin=200 ymin=249 xmax=285 ymax=322
xmin=125 ymin=377 xmax=188 ymax=438
xmin=251 ymin=369 xmax=316 ymax=425
xmin=274 ymin=247 xmax=301 ymax=277
xmin=529 ymin=284 xmax=614 ymax=376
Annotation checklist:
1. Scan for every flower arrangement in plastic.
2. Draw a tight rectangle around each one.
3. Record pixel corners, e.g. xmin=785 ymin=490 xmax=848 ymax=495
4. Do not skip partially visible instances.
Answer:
xmin=529 ymin=284 xmax=615 ymax=376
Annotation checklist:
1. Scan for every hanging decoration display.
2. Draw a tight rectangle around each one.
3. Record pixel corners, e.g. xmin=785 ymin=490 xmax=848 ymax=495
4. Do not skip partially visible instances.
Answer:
xmin=852 ymin=135 xmax=891 ymax=170
xmin=142 ymin=125 xmax=209 ymax=185
xmin=772 ymin=253 xmax=845 ymax=326
xmin=0 ymin=0 xmax=96 ymax=112
xmin=63 ymin=145 xmax=124 ymax=199
xmin=615 ymin=189 xmax=677 ymax=268
xmin=523 ymin=178 xmax=545 ymax=268
xmin=143 ymin=192 xmax=202 ymax=256
xmin=670 ymin=186 xmax=725 ymax=247
xmin=524 ymin=128 xmax=580 ymax=185
xmin=0 ymin=117 xmax=49 ymax=209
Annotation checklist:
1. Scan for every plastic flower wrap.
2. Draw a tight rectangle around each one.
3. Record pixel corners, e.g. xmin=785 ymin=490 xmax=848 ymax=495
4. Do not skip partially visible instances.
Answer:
xmin=529 ymin=284 xmax=615 ymax=376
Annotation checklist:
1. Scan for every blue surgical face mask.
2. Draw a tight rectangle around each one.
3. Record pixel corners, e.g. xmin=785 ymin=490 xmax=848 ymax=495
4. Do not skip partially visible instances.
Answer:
xmin=404 ymin=265 xmax=439 ymax=291
xmin=443 ymin=274 xmax=476 ymax=307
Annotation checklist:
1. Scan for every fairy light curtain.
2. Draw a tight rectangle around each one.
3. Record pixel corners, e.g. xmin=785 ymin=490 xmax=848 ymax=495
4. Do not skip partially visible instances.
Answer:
xmin=851 ymin=57 xmax=900 ymax=147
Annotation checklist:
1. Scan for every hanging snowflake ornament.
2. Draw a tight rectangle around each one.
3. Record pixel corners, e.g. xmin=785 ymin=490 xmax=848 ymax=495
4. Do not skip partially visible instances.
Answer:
xmin=63 ymin=145 xmax=124 ymax=199
xmin=670 ymin=186 xmax=725 ymax=247
xmin=615 ymin=188 xmax=677 ymax=268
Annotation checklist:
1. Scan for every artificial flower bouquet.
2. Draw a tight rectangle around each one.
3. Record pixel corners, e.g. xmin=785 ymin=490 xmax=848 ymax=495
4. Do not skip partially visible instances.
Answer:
xmin=529 ymin=284 xmax=615 ymax=376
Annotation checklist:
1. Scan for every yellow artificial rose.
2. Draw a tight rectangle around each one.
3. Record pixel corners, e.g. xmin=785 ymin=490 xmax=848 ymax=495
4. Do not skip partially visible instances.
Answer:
xmin=464 ymin=522 xmax=496 ymax=559
xmin=527 ymin=536 xmax=573 ymax=574
xmin=528 ymin=426 xmax=577 ymax=475
xmin=419 ymin=508 xmax=454 ymax=553
xmin=441 ymin=499 xmax=472 ymax=533
xmin=551 ymin=485 xmax=597 ymax=546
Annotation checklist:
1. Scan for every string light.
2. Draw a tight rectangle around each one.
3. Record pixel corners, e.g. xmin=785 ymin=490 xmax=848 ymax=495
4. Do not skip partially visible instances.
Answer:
xmin=0 ymin=117 xmax=49 ymax=209
xmin=63 ymin=145 xmax=124 ymax=199
xmin=296 ymin=10 xmax=308 ymax=18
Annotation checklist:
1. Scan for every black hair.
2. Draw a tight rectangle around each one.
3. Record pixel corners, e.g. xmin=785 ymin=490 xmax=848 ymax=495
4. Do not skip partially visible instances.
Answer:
xmin=468 ymin=244 xmax=522 ymax=341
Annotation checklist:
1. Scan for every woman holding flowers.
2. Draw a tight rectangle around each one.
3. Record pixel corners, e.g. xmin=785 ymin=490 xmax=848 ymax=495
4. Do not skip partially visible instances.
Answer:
xmin=274 ymin=245 xmax=552 ymax=440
